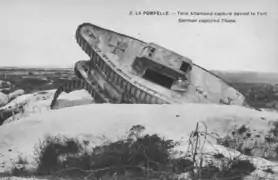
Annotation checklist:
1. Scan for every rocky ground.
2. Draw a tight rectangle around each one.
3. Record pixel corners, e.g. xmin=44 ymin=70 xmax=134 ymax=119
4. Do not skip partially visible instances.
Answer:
xmin=0 ymin=89 xmax=277 ymax=179
xmin=0 ymin=68 xmax=278 ymax=180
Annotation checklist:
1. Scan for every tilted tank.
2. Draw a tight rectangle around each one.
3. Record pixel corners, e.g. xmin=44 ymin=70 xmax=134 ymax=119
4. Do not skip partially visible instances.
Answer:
xmin=50 ymin=23 xmax=254 ymax=109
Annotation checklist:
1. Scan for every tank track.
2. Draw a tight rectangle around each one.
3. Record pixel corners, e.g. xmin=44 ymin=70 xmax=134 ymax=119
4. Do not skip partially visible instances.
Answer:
xmin=74 ymin=24 xmax=171 ymax=104
xmin=50 ymin=78 xmax=111 ymax=109
xmin=50 ymin=58 xmax=136 ymax=109
xmin=50 ymin=24 xmax=171 ymax=109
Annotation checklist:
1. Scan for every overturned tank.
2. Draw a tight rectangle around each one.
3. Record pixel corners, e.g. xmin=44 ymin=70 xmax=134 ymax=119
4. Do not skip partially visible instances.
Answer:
xmin=50 ymin=23 xmax=253 ymax=109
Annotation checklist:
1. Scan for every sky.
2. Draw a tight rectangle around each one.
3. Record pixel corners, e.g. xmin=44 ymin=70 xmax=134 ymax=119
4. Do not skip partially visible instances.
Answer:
xmin=0 ymin=0 xmax=277 ymax=72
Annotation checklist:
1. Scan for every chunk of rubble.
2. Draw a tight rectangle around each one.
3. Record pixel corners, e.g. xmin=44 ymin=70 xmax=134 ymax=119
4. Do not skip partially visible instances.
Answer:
xmin=0 ymin=89 xmax=25 ymax=108
xmin=0 ymin=92 xmax=9 ymax=107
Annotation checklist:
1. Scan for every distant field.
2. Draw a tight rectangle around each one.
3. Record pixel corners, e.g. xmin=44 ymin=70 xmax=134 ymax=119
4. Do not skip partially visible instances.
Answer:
xmin=212 ymin=70 xmax=278 ymax=85
xmin=0 ymin=68 xmax=76 ymax=94
xmin=0 ymin=67 xmax=277 ymax=110
xmin=210 ymin=70 xmax=278 ymax=109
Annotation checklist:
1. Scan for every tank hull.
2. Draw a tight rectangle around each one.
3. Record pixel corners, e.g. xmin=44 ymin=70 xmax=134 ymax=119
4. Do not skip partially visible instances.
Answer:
xmin=73 ymin=23 xmax=250 ymax=107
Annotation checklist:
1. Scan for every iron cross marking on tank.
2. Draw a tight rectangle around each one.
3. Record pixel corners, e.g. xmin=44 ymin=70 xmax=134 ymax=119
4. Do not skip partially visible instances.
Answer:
xmin=108 ymin=41 xmax=126 ymax=54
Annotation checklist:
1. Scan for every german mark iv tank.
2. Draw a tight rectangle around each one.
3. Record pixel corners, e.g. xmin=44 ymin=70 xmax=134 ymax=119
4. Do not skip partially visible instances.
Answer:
xmin=50 ymin=23 xmax=254 ymax=109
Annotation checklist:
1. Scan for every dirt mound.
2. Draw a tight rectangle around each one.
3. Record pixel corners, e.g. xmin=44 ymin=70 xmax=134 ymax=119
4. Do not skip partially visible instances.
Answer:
xmin=0 ymin=104 xmax=278 ymax=179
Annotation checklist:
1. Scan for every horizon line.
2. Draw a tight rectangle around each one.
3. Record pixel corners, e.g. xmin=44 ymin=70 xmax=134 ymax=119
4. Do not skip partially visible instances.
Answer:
xmin=0 ymin=66 xmax=277 ymax=74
